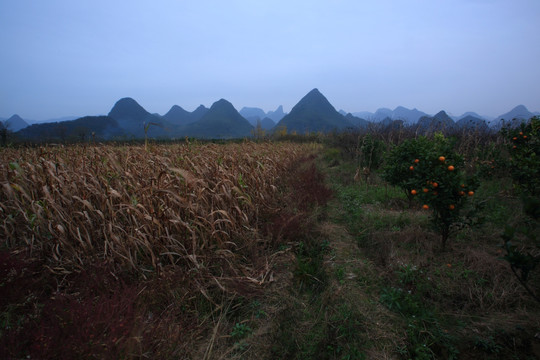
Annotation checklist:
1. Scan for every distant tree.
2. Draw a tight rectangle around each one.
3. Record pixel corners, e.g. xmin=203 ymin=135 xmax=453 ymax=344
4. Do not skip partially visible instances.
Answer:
xmin=252 ymin=119 xmax=266 ymax=140
xmin=275 ymin=125 xmax=287 ymax=138
xmin=0 ymin=122 xmax=11 ymax=146
xmin=58 ymin=124 xmax=67 ymax=142
xmin=74 ymin=126 xmax=90 ymax=142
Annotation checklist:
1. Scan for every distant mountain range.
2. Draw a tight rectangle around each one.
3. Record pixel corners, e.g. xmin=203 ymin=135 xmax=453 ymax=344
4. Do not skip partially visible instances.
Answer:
xmin=3 ymin=90 xmax=539 ymax=141
xmin=1 ymin=114 xmax=29 ymax=132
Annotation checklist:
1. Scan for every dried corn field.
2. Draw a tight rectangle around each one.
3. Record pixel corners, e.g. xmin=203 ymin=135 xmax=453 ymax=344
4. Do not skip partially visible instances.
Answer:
xmin=1 ymin=142 xmax=319 ymax=279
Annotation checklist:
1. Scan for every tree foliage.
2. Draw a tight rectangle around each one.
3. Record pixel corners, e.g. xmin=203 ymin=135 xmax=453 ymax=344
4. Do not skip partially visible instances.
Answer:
xmin=383 ymin=134 xmax=478 ymax=249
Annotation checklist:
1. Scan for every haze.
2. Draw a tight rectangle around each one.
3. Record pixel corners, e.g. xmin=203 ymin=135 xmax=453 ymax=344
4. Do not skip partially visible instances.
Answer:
xmin=1 ymin=0 xmax=540 ymax=120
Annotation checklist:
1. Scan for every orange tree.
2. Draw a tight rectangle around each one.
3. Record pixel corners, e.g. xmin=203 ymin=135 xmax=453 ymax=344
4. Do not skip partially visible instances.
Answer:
xmin=500 ymin=117 xmax=540 ymax=302
xmin=383 ymin=134 xmax=478 ymax=250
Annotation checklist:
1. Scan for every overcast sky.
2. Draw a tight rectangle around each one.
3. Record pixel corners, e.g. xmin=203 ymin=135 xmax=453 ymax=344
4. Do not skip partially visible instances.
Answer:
xmin=1 ymin=0 xmax=540 ymax=120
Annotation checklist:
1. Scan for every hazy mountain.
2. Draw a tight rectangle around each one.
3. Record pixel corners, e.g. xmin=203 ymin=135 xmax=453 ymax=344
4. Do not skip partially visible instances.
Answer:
xmin=456 ymin=115 xmax=489 ymax=132
xmin=352 ymin=111 xmax=374 ymax=120
xmin=352 ymin=106 xmax=427 ymax=124
xmin=16 ymin=116 xmax=123 ymax=141
xmin=3 ymin=114 xmax=29 ymax=132
xmin=380 ymin=118 xmax=407 ymax=131
xmin=493 ymin=105 xmax=535 ymax=128
xmin=372 ymin=108 xmax=393 ymax=122
xmin=275 ymin=89 xmax=354 ymax=133
xmin=240 ymin=105 xmax=286 ymax=124
xmin=108 ymin=97 xmax=169 ymax=138
xmin=191 ymin=105 xmax=209 ymax=121
xmin=181 ymin=99 xmax=253 ymax=138
xmin=162 ymin=104 xmax=208 ymax=127
xmin=27 ymin=116 xmax=81 ymax=124
xmin=392 ymin=106 xmax=428 ymax=124
xmin=416 ymin=111 xmax=457 ymax=133
xmin=338 ymin=110 xmax=347 ymax=116
xmin=259 ymin=117 xmax=275 ymax=130
xmin=344 ymin=113 xmax=370 ymax=128
xmin=454 ymin=111 xmax=489 ymax=122
xmin=266 ymin=105 xmax=286 ymax=122
xmin=163 ymin=105 xmax=191 ymax=125
xmin=240 ymin=107 xmax=267 ymax=120
xmin=239 ymin=107 xmax=267 ymax=126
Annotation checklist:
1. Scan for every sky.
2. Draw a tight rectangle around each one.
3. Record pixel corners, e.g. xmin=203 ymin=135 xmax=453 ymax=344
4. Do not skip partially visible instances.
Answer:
xmin=1 ymin=0 xmax=540 ymax=121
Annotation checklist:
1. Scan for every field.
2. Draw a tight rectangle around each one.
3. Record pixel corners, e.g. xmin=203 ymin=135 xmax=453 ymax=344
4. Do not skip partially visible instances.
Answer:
xmin=1 ymin=128 xmax=539 ymax=359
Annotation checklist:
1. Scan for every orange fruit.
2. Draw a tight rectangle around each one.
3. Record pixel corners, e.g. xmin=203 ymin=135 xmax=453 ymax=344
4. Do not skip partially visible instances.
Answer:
xmin=448 ymin=165 xmax=455 ymax=171
xmin=422 ymin=204 xmax=429 ymax=210
xmin=423 ymin=188 xmax=429 ymax=193
xmin=411 ymin=189 xmax=417 ymax=195
xmin=414 ymin=159 xmax=420 ymax=163
xmin=460 ymin=184 xmax=465 ymax=188
xmin=449 ymin=204 xmax=455 ymax=210
xmin=513 ymin=137 xmax=517 ymax=140
xmin=468 ymin=191 xmax=474 ymax=196
xmin=432 ymin=182 xmax=439 ymax=188
xmin=519 ymin=132 xmax=523 ymax=135
xmin=523 ymin=135 xmax=528 ymax=139
xmin=459 ymin=191 xmax=465 ymax=196
xmin=439 ymin=156 xmax=445 ymax=162
xmin=409 ymin=166 xmax=414 ymax=171
xmin=513 ymin=145 xmax=517 ymax=149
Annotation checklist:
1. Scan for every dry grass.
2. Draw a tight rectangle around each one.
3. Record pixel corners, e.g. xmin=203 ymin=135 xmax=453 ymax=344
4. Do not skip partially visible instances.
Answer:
xmin=0 ymin=141 xmax=325 ymax=358
xmin=1 ymin=142 xmax=316 ymax=278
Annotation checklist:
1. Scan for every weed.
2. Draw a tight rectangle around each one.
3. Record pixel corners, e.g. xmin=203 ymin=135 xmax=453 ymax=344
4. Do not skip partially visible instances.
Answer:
xmin=335 ymin=265 xmax=346 ymax=284
xmin=230 ymin=322 xmax=252 ymax=341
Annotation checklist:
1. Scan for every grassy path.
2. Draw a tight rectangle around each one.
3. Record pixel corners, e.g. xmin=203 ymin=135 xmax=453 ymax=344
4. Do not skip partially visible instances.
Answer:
xmin=245 ymin=148 xmax=540 ymax=360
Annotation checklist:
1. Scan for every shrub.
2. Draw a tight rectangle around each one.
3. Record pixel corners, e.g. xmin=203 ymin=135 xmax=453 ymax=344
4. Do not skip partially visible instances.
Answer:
xmin=383 ymin=134 xmax=478 ymax=249
xmin=500 ymin=117 xmax=540 ymax=302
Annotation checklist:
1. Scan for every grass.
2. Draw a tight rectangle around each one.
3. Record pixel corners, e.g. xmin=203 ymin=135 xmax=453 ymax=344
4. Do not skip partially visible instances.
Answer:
xmin=1 ymin=140 xmax=539 ymax=359
xmin=313 ymin=146 xmax=540 ymax=359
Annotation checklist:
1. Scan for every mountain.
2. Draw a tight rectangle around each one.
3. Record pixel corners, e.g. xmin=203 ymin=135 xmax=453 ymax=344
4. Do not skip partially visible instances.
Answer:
xmin=372 ymin=108 xmax=393 ymax=122
xmin=493 ymin=105 xmax=535 ymax=128
xmin=416 ymin=111 xmax=457 ymax=133
xmin=239 ymin=107 xmax=267 ymax=126
xmin=3 ymin=114 xmax=29 ymax=132
xmin=162 ymin=104 xmax=208 ymax=126
xmin=240 ymin=106 xmax=286 ymax=125
xmin=392 ymin=106 xmax=428 ymax=124
xmin=456 ymin=115 xmax=489 ymax=132
xmin=352 ymin=106 xmax=427 ymax=124
xmin=26 ymin=116 xmax=81 ymax=125
xmin=16 ymin=116 xmax=123 ymax=141
xmin=266 ymin=105 xmax=286 ymax=122
xmin=163 ymin=105 xmax=191 ymax=125
xmin=344 ymin=113 xmax=370 ymax=128
xmin=274 ymin=89 xmax=354 ymax=133
xmin=190 ymin=105 xmax=209 ymax=122
xmin=454 ymin=111 xmax=490 ymax=121
xmin=181 ymin=99 xmax=253 ymax=138
xmin=259 ymin=117 xmax=275 ymax=130
xmin=351 ymin=111 xmax=374 ymax=120
xmin=239 ymin=107 xmax=267 ymax=120
xmin=108 ymin=97 xmax=168 ymax=138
